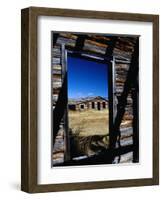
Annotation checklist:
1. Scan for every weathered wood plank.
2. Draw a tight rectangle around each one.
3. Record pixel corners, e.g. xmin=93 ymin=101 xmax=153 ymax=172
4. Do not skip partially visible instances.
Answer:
xmin=56 ymin=37 xmax=76 ymax=47
xmin=52 ymin=64 xmax=62 ymax=70
xmin=83 ymin=39 xmax=107 ymax=54
xmin=120 ymin=127 xmax=133 ymax=137
xmin=120 ymin=136 xmax=133 ymax=147
xmin=52 ymin=57 xmax=61 ymax=64
xmin=52 ymin=69 xmax=62 ymax=75
xmin=60 ymin=33 xmax=78 ymax=40
xmin=52 ymin=81 xmax=62 ymax=88
xmin=120 ymin=152 xmax=133 ymax=163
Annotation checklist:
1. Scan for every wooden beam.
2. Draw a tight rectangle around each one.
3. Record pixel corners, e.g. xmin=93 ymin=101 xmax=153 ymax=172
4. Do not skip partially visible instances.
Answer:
xmin=132 ymin=84 xmax=139 ymax=162
xmin=74 ymin=35 xmax=87 ymax=51
xmin=105 ymin=36 xmax=117 ymax=57
xmin=52 ymin=33 xmax=59 ymax=47
xmin=109 ymin=38 xmax=139 ymax=157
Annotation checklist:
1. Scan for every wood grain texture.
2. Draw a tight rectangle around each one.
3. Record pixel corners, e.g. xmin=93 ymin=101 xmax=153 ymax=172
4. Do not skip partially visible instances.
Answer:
xmin=21 ymin=8 xmax=29 ymax=192
xmin=28 ymin=6 xmax=157 ymax=22
xmin=21 ymin=7 xmax=159 ymax=193
xmin=152 ymin=15 xmax=159 ymax=185
xmin=21 ymin=8 xmax=37 ymax=193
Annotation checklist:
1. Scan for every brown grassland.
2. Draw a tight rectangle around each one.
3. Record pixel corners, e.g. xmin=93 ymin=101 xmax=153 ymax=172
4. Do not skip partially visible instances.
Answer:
xmin=68 ymin=109 xmax=109 ymax=136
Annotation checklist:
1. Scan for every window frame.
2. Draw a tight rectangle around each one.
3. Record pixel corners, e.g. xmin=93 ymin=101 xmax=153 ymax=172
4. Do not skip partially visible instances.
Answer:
xmin=61 ymin=46 xmax=115 ymax=163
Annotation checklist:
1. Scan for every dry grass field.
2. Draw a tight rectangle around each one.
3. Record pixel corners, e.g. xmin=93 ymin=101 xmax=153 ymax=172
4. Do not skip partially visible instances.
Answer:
xmin=68 ymin=109 xmax=109 ymax=136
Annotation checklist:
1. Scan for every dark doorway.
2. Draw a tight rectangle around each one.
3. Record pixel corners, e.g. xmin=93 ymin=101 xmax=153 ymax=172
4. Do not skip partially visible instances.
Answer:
xmin=69 ymin=104 xmax=76 ymax=110
xmin=97 ymin=102 xmax=101 ymax=110
xmin=103 ymin=102 xmax=106 ymax=109
xmin=80 ymin=104 xmax=84 ymax=109
xmin=92 ymin=102 xmax=95 ymax=109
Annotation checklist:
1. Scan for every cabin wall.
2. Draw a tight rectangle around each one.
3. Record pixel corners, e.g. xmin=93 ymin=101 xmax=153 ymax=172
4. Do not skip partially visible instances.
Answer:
xmin=72 ymin=100 xmax=108 ymax=111
xmin=113 ymin=38 xmax=137 ymax=163
xmin=52 ymin=45 xmax=65 ymax=165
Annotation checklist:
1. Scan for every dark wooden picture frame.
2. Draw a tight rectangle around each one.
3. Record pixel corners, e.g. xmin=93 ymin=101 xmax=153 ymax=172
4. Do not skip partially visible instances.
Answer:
xmin=21 ymin=7 xmax=159 ymax=193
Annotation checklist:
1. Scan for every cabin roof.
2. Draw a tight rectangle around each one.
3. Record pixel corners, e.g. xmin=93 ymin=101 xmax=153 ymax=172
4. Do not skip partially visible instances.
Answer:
xmin=68 ymin=96 xmax=108 ymax=105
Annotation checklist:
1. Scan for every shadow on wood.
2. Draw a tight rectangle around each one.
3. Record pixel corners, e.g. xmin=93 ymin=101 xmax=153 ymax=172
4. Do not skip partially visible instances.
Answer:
xmin=53 ymin=73 xmax=67 ymax=144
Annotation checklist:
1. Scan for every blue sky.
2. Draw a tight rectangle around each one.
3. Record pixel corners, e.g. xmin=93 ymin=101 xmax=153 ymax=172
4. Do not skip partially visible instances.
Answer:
xmin=67 ymin=55 xmax=109 ymax=99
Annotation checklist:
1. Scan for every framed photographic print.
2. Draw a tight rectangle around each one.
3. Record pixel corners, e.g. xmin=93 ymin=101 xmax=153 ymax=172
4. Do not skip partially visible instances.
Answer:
xmin=21 ymin=7 xmax=159 ymax=193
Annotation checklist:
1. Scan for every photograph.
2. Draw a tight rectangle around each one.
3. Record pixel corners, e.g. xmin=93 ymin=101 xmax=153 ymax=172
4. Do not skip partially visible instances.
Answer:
xmin=52 ymin=32 xmax=139 ymax=167
xmin=21 ymin=7 xmax=159 ymax=193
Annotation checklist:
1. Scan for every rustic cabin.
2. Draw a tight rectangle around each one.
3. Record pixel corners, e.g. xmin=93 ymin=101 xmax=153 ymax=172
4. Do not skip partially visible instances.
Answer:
xmin=52 ymin=32 xmax=139 ymax=166
xmin=68 ymin=96 xmax=108 ymax=111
